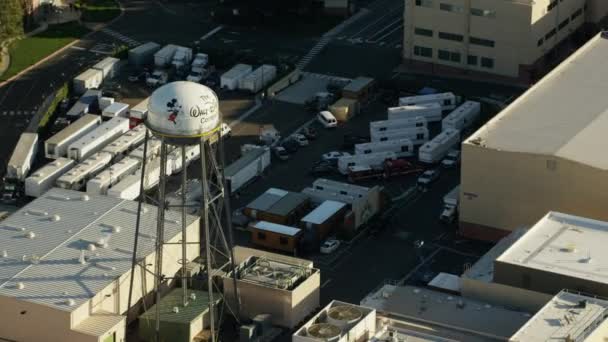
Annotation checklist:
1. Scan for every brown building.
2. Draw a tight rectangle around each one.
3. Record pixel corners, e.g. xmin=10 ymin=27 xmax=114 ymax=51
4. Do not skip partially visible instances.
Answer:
xmin=249 ymin=220 xmax=303 ymax=254
xmin=300 ymin=200 xmax=347 ymax=241
xmin=244 ymin=188 xmax=310 ymax=226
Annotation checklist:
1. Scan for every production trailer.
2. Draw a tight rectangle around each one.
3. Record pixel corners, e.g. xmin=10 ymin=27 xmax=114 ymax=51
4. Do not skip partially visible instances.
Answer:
xmin=92 ymin=57 xmax=120 ymax=81
xmin=129 ymin=97 xmax=150 ymax=128
xmin=25 ymin=158 xmax=75 ymax=197
xmin=101 ymin=124 xmax=146 ymax=161
xmin=107 ymin=158 xmax=162 ymax=200
xmin=86 ymin=156 xmax=140 ymax=195
xmin=55 ymin=151 xmax=113 ymax=191
xmin=387 ymin=103 xmax=443 ymax=122
xmin=220 ymin=64 xmax=253 ymax=90
xmin=224 ymin=146 xmax=271 ymax=194
xmin=2 ymin=133 xmax=39 ymax=203
xmin=238 ymin=64 xmax=277 ymax=93
xmin=45 ymin=114 xmax=102 ymax=159
xmin=129 ymin=42 xmax=160 ymax=68
xmin=171 ymin=46 xmax=193 ymax=73
xmin=128 ymin=136 xmax=162 ymax=162
xmin=166 ymin=144 xmax=200 ymax=174
xmin=154 ymin=44 xmax=179 ymax=67
xmin=66 ymin=89 xmax=102 ymax=119
xmin=67 ymin=116 xmax=129 ymax=161
xmin=337 ymin=151 xmax=397 ymax=175
xmin=441 ymin=101 xmax=481 ymax=131
xmin=440 ymin=185 xmax=460 ymax=223
xmin=398 ymin=92 xmax=457 ymax=111
xmin=73 ymin=68 xmax=103 ymax=95
xmin=369 ymin=116 xmax=426 ymax=136
xmin=371 ymin=126 xmax=429 ymax=145
xmin=355 ymin=138 xmax=414 ymax=158
xmin=102 ymin=102 xmax=129 ymax=120
xmin=418 ymin=128 xmax=460 ymax=164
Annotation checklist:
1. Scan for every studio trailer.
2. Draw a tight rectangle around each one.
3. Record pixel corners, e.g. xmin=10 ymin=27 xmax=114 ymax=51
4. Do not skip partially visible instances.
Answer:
xmin=441 ymin=101 xmax=481 ymax=131
xmin=129 ymin=97 xmax=149 ymax=128
xmin=45 ymin=114 xmax=102 ymax=159
xmin=371 ymin=126 xmax=429 ymax=145
xmin=398 ymin=92 xmax=457 ymax=111
xmin=107 ymin=158 xmax=163 ymax=200
xmin=224 ymin=146 xmax=271 ymax=194
xmin=129 ymin=42 xmax=161 ymax=68
xmin=25 ymin=158 xmax=76 ymax=197
xmin=73 ymin=68 xmax=103 ymax=95
xmin=91 ymin=57 xmax=120 ymax=81
xmin=55 ymin=151 xmax=113 ymax=191
xmin=387 ymin=103 xmax=442 ymax=122
xmin=67 ymin=117 xmax=129 ymax=161
xmin=101 ymin=102 xmax=129 ymax=120
xmin=220 ymin=64 xmax=253 ymax=90
xmin=86 ymin=156 xmax=141 ymax=195
xmin=337 ymin=151 xmax=397 ymax=175
xmin=2 ymin=133 xmax=39 ymax=203
xmin=354 ymin=138 xmax=414 ymax=158
xmin=238 ymin=64 xmax=277 ymax=93
xmin=166 ymin=144 xmax=200 ymax=175
xmin=369 ymin=116 xmax=426 ymax=137
xmin=128 ymin=136 xmax=162 ymax=163
xmin=418 ymin=128 xmax=460 ymax=164
xmin=101 ymin=124 xmax=146 ymax=161
xmin=154 ymin=44 xmax=179 ymax=67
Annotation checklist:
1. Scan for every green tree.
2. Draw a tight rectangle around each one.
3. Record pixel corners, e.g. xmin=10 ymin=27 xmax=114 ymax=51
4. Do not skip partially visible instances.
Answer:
xmin=0 ymin=0 xmax=25 ymax=42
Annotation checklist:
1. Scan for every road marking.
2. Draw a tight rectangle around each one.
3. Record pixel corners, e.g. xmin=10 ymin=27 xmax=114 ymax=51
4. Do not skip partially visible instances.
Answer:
xmin=347 ymin=5 xmax=403 ymax=39
xmin=321 ymin=279 xmax=332 ymax=288
xmin=69 ymin=46 xmax=87 ymax=51
xmin=365 ymin=17 xmax=402 ymax=41
xmin=201 ymin=26 xmax=224 ymax=40
xmin=154 ymin=0 xmax=177 ymax=15
xmin=367 ymin=24 xmax=403 ymax=43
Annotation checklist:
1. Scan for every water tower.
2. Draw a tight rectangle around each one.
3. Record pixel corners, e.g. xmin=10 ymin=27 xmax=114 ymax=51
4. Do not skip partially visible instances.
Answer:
xmin=127 ymin=81 xmax=238 ymax=342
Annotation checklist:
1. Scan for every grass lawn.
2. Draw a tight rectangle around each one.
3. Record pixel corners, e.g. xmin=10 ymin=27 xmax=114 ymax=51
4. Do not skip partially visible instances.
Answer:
xmin=77 ymin=0 xmax=121 ymax=23
xmin=1 ymin=21 xmax=90 ymax=82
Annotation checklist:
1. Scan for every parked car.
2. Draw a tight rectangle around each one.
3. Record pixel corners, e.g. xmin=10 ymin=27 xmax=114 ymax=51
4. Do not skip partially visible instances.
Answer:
xmin=317 ymin=110 xmax=338 ymax=128
xmin=302 ymin=126 xmax=317 ymax=140
xmin=441 ymin=150 xmax=461 ymax=168
xmin=310 ymin=161 xmax=337 ymax=176
xmin=322 ymin=151 xmax=351 ymax=163
xmin=320 ymin=239 xmax=341 ymax=254
xmin=231 ymin=207 xmax=250 ymax=229
xmin=146 ymin=70 xmax=169 ymax=87
xmin=292 ymin=134 xmax=309 ymax=146
xmin=128 ymin=72 xmax=148 ymax=82
xmin=186 ymin=69 xmax=205 ymax=83
xmin=281 ymin=139 xmax=299 ymax=154
xmin=342 ymin=134 xmax=370 ymax=149
xmin=272 ymin=146 xmax=289 ymax=161
xmin=417 ymin=169 xmax=441 ymax=188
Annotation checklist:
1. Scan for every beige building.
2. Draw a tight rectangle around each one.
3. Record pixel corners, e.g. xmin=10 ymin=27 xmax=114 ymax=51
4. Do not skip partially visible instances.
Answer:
xmin=223 ymin=248 xmax=320 ymax=329
xmin=460 ymin=32 xmax=608 ymax=240
xmin=0 ymin=188 xmax=200 ymax=342
xmin=403 ymin=0 xmax=608 ymax=81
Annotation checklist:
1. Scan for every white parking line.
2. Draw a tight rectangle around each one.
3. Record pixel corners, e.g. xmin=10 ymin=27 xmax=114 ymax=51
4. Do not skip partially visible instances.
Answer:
xmin=69 ymin=46 xmax=87 ymax=51
xmin=365 ymin=17 xmax=402 ymax=41
xmin=348 ymin=5 xmax=403 ymax=39
xmin=367 ymin=24 xmax=403 ymax=43
xmin=321 ymin=279 xmax=332 ymax=288
xmin=201 ymin=26 xmax=224 ymax=40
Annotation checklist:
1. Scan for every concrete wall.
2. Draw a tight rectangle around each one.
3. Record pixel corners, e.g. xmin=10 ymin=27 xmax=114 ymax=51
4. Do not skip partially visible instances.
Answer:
xmin=403 ymin=0 xmax=588 ymax=78
xmin=223 ymin=269 xmax=320 ymax=328
xmin=459 ymin=144 xmax=608 ymax=240
xmin=494 ymin=261 xmax=608 ymax=298
xmin=460 ymin=277 xmax=551 ymax=312
xmin=586 ymin=0 xmax=608 ymax=23
xmin=0 ymin=296 xmax=96 ymax=342
xmin=583 ymin=317 xmax=608 ymax=341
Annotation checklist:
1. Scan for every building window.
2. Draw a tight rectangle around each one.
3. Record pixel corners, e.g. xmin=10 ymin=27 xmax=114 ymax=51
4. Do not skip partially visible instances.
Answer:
xmin=470 ymin=8 xmax=496 ymax=18
xmin=414 ymin=27 xmax=433 ymax=37
xmin=547 ymin=0 xmax=557 ymax=11
xmin=363 ymin=149 xmax=371 ymax=154
xmin=257 ymin=232 xmax=266 ymax=240
xmin=416 ymin=133 xmax=425 ymax=140
xmin=414 ymin=45 xmax=433 ymax=57
xmin=415 ymin=0 xmax=433 ymax=8
xmin=439 ymin=3 xmax=463 ymax=13
xmin=438 ymin=31 xmax=464 ymax=42
xmin=558 ymin=18 xmax=570 ymax=30
xmin=438 ymin=49 xmax=460 ymax=62
xmin=537 ymin=38 xmax=544 ymax=46
xmin=481 ymin=57 xmax=494 ymax=69
xmin=571 ymin=8 xmax=583 ymax=20
xmin=467 ymin=55 xmax=477 ymax=65
xmin=279 ymin=237 xmax=288 ymax=245
xmin=401 ymin=145 xmax=409 ymax=152
xmin=545 ymin=28 xmax=557 ymax=40
xmin=470 ymin=36 xmax=495 ymax=48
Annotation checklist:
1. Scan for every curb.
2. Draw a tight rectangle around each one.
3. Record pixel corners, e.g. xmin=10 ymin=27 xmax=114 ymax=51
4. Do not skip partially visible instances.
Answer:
xmin=0 ymin=0 xmax=127 ymax=88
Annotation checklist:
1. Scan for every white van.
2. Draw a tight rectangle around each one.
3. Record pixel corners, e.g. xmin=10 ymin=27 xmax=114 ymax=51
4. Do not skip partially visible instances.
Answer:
xmin=318 ymin=111 xmax=337 ymax=128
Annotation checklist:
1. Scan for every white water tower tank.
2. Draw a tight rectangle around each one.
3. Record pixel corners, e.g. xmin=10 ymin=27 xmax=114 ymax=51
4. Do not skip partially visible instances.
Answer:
xmin=146 ymin=81 xmax=220 ymax=145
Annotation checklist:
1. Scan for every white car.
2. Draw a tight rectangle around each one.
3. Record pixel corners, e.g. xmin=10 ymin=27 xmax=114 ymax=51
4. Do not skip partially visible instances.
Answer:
xmin=322 ymin=151 xmax=351 ymax=162
xmin=186 ymin=69 xmax=204 ymax=83
xmin=292 ymin=134 xmax=309 ymax=146
xmin=441 ymin=150 xmax=461 ymax=168
xmin=417 ymin=169 xmax=440 ymax=187
xmin=318 ymin=110 xmax=338 ymax=128
xmin=146 ymin=70 xmax=168 ymax=87
xmin=320 ymin=239 xmax=341 ymax=254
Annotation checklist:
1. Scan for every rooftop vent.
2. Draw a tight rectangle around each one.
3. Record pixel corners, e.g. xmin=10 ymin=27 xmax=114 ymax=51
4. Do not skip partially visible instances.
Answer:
xmin=16 ymin=282 xmax=25 ymax=290
xmin=87 ymin=243 xmax=96 ymax=252
xmin=1 ymin=250 xmax=6 ymax=258
xmin=50 ymin=214 xmax=61 ymax=222
xmin=25 ymin=231 xmax=36 ymax=239
xmin=327 ymin=306 xmax=362 ymax=328
xmin=66 ymin=299 xmax=76 ymax=306
xmin=81 ymin=194 xmax=90 ymax=201
xmin=190 ymin=293 xmax=197 ymax=301
xmin=172 ymin=307 xmax=180 ymax=314
xmin=306 ymin=323 xmax=341 ymax=341
xmin=78 ymin=250 xmax=87 ymax=264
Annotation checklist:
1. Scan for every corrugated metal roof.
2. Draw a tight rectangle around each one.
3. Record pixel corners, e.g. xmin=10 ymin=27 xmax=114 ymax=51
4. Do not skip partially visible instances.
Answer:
xmin=246 ymin=188 xmax=287 ymax=212
xmin=465 ymin=33 xmax=608 ymax=170
xmin=301 ymin=200 xmax=346 ymax=225
xmin=266 ymin=192 xmax=308 ymax=216
xmin=0 ymin=188 xmax=198 ymax=312
xmin=139 ymin=288 xmax=213 ymax=324
xmin=251 ymin=221 xmax=301 ymax=237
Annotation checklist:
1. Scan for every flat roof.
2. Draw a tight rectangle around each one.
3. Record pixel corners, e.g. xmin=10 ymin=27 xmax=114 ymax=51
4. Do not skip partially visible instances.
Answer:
xmin=463 ymin=229 xmax=527 ymax=282
xmin=246 ymin=188 xmax=288 ymax=212
xmin=251 ymin=221 xmax=301 ymax=237
xmin=427 ymin=272 xmax=460 ymax=293
xmin=224 ymin=147 xmax=268 ymax=177
xmin=465 ymin=33 xmax=608 ymax=170
xmin=365 ymin=285 xmax=529 ymax=340
xmin=0 ymin=188 xmax=198 ymax=312
xmin=301 ymin=200 xmax=346 ymax=225
xmin=266 ymin=192 xmax=308 ymax=216
xmin=342 ymin=76 xmax=374 ymax=93
xmin=511 ymin=290 xmax=608 ymax=341
xmin=139 ymin=288 xmax=213 ymax=324
xmin=497 ymin=212 xmax=608 ymax=284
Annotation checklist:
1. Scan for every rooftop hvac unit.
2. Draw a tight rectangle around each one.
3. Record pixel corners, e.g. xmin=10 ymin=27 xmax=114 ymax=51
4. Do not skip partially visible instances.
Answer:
xmin=327 ymin=305 xmax=363 ymax=328
xmin=306 ymin=323 xmax=341 ymax=341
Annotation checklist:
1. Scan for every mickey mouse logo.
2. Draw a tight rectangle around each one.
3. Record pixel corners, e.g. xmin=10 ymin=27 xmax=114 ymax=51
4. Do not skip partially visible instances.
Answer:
xmin=166 ymin=98 xmax=182 ymax=125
